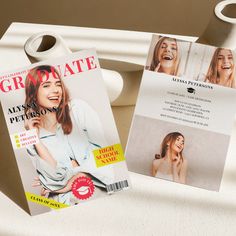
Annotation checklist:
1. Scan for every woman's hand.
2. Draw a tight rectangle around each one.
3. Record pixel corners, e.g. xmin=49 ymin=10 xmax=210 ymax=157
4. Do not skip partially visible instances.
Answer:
xmin=32 ymin=176 xmax=51 ymax=197
xmin=154 ymin=63 xmax=161 ymax=72
xmin=32 ymin=173 xmax=90 ymax=195
xmin=24 ymin=116 xmax=41 ymax=134
xmin=32 ymin=176 xmax=41 ymax=187
xmin=52 ymin=172 xmax=89 ymax=194
xmin=41 ymin=188 xmax=51 ymax=197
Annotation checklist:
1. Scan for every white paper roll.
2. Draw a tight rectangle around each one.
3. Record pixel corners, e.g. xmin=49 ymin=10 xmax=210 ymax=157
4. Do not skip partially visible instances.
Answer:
xmin=24 ymin=31 xmax=71 ymax=62
xmin=197 ymin=0 xmax=236 ymax=49
xmin=24 ymin=31 xmax=139 ymax=105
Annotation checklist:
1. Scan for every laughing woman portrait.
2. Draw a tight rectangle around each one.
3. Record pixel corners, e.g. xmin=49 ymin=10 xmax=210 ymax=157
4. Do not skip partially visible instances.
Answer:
xmin=205 ymin=48 xmax=235 ymax=88
xmin=149 ymin=37 xmax=181 ymax=76
xmin=24 ymin=65 xmax=114 ymax=205
xmin=152 ymin=132 xmax=187 ymax=184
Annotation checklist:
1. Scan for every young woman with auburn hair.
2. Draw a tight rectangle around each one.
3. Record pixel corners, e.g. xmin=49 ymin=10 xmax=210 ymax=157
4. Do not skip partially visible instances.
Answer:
xmin=205 ymin=48 xmax=235 ymax=88
xmin=152 ymin=132 xmax=187 ymax=184
xmin=24 ymin=65 xmax=114 ymax=204
xmin=149 ymin=37 xmax=180 ymax=76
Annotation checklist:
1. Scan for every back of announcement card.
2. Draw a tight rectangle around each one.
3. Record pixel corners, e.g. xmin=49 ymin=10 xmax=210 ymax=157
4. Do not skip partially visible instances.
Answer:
xmin=126 ymin=34 xmax=236 ymax=191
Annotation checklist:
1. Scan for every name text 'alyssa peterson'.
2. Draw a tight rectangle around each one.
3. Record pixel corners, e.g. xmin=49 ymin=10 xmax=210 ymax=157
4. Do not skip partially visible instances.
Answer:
xmin=8 ymin=102 xmax=59 ymax=124
xmin=0 ymin=56 xmax=97 ymax=93
xmin=172 ymin=77 xmax=213 ymax=89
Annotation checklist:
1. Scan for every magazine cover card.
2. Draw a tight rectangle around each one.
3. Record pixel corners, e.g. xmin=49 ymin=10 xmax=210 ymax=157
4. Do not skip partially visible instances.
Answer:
xmin=125 ymin=34 xmax=236 ymax=191
xmin=0 ymin=49 xmax=130 ymax=215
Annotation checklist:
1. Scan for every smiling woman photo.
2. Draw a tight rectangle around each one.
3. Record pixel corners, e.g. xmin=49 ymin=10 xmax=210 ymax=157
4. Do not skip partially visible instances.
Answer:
xmin=149 ymin=37 xmax=180 ymax=76
xmin=205 ymin=48 xmax=235 ymax=88
xmin=152 ymin=132 xmax=187 ymax=184
xmin=24 ymin=65 xmax=114 ymax=205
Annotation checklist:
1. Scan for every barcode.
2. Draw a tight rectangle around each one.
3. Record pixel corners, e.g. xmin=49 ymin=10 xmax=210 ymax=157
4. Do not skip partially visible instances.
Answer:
xmin=106 ymin=180 xmax=129 ymax=194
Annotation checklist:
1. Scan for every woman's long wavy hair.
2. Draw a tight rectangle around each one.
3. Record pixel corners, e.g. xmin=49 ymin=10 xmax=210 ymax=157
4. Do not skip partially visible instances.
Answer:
xmin=24 ymin=65 xmax=72 ymax=134
xmin=155 ymin=132 xmax=184 ymax=162
xmin=149 ymin=37 xmax=180 ymax=76
xmin=205 ymin=48 xmax=235 ymax=88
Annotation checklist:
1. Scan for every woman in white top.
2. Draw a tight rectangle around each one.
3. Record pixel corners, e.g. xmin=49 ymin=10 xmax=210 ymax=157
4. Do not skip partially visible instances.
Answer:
xmin=24 ymin=65 xmax=114 ymax=204
xmin=148 ymin=37 xmax=181 ymax=76
xmin=152 ymin=132 xmax=187 ymax=184
xmin=205 ymin=48 xmax=235 ymax=88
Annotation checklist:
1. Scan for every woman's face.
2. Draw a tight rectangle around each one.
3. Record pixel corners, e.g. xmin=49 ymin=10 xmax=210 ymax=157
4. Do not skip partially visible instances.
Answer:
xmin=171 ymin=135 xmax=184 ymax=154
xmin=36 ymin=73 xmax=63 ymax=108
xmin=217 ymin=49 xmax=234 ymax=77
xmin=157 ymin=38 xmax=178 ymax=69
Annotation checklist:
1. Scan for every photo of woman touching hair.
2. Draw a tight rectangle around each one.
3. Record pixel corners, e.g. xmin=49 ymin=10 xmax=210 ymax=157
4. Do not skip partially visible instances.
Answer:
xmin=24 ymin=65 xmax=114 ymax=205
xmin=152 ymin=132 xmax=187 ymax=184
xmin=149 ymin=37 xmax=180 ymax=76
xmin=205 ymin=48 xmax=235 ymax=88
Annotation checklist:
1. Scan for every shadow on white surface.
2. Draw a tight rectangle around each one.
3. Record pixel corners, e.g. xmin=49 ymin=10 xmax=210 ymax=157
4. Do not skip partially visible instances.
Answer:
xmin=1 ymin=172 xmax=236 ymax=236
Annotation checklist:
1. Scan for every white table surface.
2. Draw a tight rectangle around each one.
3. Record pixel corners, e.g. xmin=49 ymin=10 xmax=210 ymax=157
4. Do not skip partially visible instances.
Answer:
xmin=0 ymin=22 xmax=236 ymax=236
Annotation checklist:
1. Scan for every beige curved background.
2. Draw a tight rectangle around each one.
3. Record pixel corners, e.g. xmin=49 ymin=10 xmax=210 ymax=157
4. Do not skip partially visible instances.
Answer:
xmin=0 ymin=0 xmax=218 ymax=38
